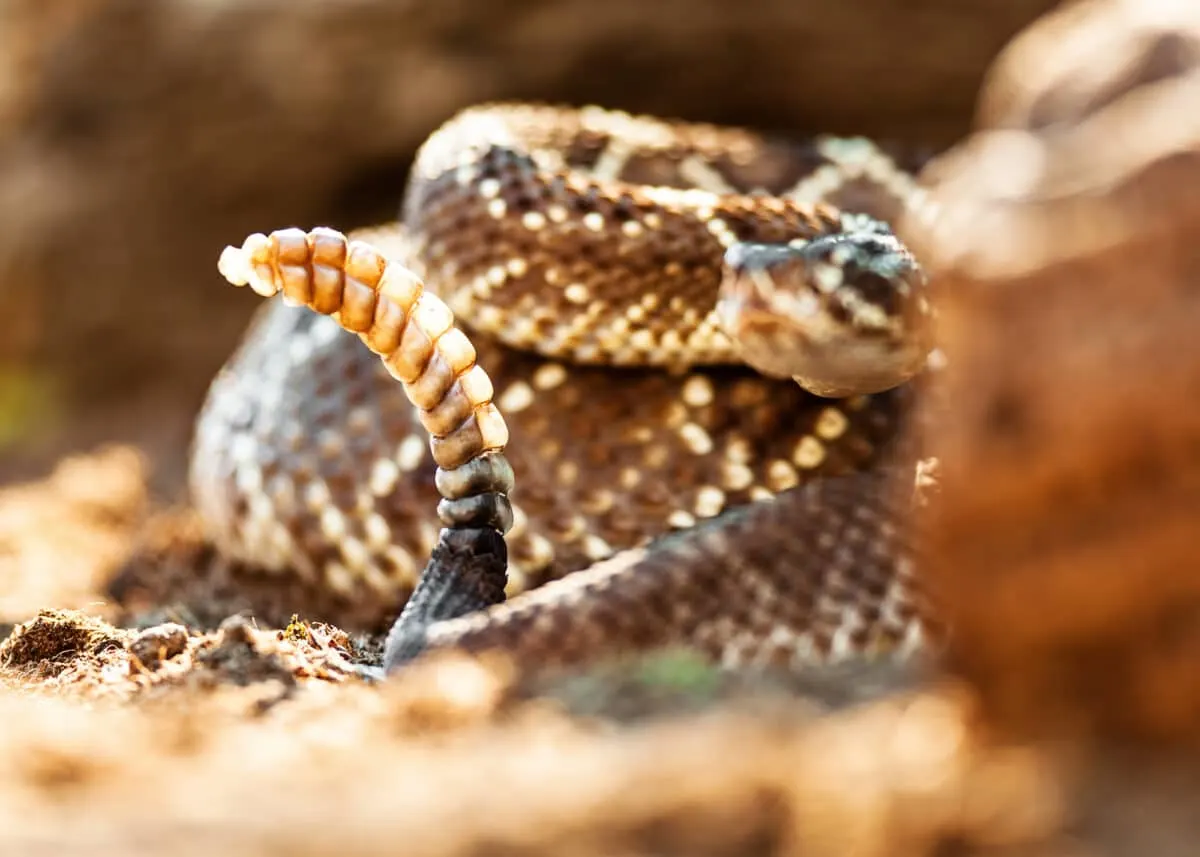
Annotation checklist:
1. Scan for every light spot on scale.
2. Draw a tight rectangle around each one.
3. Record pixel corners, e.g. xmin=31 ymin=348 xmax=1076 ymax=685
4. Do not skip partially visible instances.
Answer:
xmin=339 ymin=537 xmax=371 ymax=573
xmin=532 ymin=363 xmax=568 ymax=390
xmin=667 ymin=510 xmax=696 ymax=529
xmin=724 ymin=434 xmax=753 ymax=463
xmin=814 ymin=407 xmax=849 ymax=441
xmin=368 ymin=458 xmax=400 ymax=496
xmin=364 ymin=512 xmax=392 ymax=550
xmin=498 ymin=380 xmax=535 ymax=413
xmin=316 ymin=429 xmax=344 ymax=459
xmin=454 ymin=164 xmax=477 ymax=186
xmin=564 ymin=283 xmax=590 ymax=305
xmin=814 ymin=264 xmax=843 ymax=293
xmin=766 ymin=459 xmax=799 ymax=492
xmin=474 ymin=304 xmax=504 ymax=333
xmin=556 ymin=461 xmax=579 ymax=485
xmin=319 ymin=505 xmax=348 ymax=542
xmin=525 ymin=533 xmax=556 ymax=572
xmin=396 ymin=434 xmax=427 ymax=472
xmin=580 ymin=488 xmax=614 ymax=514
xmin=628 ymin=328 xmax=655 ymax=352
xmin=681 ymin=375 xmax=714 ymax=407
xmin=344 ymin=406 xmax=373 ymax=435
xmin=694 ymin=486 xmax=726 ymax=518
xmin=720 ymin=461 xmax=754 ymax=492
xmin=303 ymin=480 xmax=331 ymax=513
xmin=792 ymin=436 xmax=827 ymax=469
xmin=678 ymin=422 xmax=714 ymax=456
xmin=604 ymin=314 xmax=633 ymax=336
xmin=582 ymin=534 xmax=615 ymax=561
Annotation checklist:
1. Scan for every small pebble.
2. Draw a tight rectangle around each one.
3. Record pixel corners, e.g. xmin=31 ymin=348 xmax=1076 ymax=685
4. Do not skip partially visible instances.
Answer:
xmin=128 ymin=623 xmax=189 ymax=670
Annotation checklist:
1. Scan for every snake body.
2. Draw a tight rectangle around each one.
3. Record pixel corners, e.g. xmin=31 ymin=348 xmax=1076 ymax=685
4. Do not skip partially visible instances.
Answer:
xmin=193 ymin=104 xmax=936 ymax=671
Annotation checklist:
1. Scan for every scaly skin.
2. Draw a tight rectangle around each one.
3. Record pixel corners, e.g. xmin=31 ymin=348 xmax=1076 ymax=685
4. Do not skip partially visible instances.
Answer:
xmin=193 ymin=103 xmax=936 ymax=672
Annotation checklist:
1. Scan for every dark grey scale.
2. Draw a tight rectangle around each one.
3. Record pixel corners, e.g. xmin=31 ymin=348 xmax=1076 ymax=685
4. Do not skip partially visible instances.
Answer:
xmin=434 ymin=452 xmax=515 ymax=533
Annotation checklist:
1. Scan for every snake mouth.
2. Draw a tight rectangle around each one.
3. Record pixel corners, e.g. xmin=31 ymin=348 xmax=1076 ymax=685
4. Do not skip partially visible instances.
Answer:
xmin=718 ymin=234 xmax=932 ymax=398
xmin=716 ymin=253 xmax=824 ymax=380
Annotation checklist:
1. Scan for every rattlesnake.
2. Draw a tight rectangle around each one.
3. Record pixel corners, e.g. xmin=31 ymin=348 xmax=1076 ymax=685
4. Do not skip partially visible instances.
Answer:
xmin=193 ymin=103 xmax=939 ymax=673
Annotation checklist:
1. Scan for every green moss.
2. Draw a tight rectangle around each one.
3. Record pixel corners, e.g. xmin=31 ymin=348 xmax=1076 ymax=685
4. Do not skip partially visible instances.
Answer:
xmin=629 ymin=648 xmax=723 ymax=693
xmin=0 ymin=364 xmax=62 ymax=449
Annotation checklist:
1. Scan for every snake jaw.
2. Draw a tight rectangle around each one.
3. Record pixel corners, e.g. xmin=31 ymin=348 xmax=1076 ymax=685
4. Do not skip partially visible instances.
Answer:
xmin=719 ymin=233 xmax=933 ymax=398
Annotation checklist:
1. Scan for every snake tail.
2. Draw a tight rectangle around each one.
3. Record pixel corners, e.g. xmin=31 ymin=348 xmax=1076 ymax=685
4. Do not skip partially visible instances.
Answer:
xmin=217 ymin=226 xmax=516 ymax=664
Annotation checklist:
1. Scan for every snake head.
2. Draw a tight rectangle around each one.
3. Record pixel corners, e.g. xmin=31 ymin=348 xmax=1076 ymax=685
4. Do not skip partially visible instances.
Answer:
xmin=717 ymin=223 xmax=933 ymax=398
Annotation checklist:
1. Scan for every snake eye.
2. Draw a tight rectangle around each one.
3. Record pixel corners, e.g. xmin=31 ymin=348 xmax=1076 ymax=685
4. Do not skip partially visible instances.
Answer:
xmin=801 ymin=230 xmax=926 ymax=321
xmin=718 ymin=227 xmax=933 ymax=398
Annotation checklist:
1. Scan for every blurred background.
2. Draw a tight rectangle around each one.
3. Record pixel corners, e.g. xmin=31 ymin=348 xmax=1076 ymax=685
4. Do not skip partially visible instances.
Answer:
xmin=0 ymin=0 xmax=1060 ymax=499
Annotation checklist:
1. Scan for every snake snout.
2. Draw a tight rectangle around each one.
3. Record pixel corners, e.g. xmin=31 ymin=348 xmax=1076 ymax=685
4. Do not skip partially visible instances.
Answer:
xmin=718 ymin=228 xmax=933 ymax=398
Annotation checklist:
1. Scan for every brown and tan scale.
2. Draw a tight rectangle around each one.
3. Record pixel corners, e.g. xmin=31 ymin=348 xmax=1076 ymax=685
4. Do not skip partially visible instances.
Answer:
xmin=402 ymin=105 xmax=930 ymax=369
xmin=192 ymin=103 xmax=933 ymax=670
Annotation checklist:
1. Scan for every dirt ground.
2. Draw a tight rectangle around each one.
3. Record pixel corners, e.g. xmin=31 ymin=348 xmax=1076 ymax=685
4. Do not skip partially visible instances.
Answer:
xmin=0 ymin=445 xmax=1047 ymax=857
xmin=0 ymin=448 xmax=1197 ymax=857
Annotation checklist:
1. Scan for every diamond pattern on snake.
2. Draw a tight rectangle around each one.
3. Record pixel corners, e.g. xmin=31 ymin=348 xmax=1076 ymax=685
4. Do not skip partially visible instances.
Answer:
xmin=195 ymin=103 xmax=937 ymax=672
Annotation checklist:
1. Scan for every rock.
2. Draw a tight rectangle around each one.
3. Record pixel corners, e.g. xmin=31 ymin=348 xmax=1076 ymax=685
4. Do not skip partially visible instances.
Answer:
xmin=127 ymin=622 xmax=189 ymax=670
xmin=909 ymin=0 xmax=1200 ymax=744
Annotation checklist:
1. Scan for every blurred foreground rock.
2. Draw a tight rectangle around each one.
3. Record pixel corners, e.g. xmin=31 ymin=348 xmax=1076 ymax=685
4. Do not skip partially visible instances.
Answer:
xmin=910 ymin=0 xmax=1200 ymax=746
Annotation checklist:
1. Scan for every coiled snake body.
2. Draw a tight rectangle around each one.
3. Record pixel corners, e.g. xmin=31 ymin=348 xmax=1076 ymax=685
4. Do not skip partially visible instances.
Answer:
xmin=194 ymin=104 xmax=937 ymax=672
